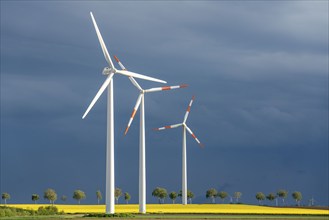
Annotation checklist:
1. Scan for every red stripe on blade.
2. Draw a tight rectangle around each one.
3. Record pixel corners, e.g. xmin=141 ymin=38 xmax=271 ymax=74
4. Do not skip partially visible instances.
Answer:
xmin=131 ymin=109 xmax=137 ymax=118
xmin=162 ymin=86 xmax=171 ymax=90
xmin=124 ymin=127 xmax=129 ymax=135
xmin=192 ymin=133 xmax=196 ymax=139
xmin=114 ymin=55 xmax=119 ymax=62
xmin=165 ymin=126 xmax=171 ymax=129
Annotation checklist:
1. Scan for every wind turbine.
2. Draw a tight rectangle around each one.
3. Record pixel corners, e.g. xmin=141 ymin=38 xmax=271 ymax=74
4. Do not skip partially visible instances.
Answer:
xmin=113 ymin=55 xmax=187 ymax=213
xmin=154 ymin=96 xmax=203 ymax=205
xmin=82 ymin=12 xmax=166 ymax=214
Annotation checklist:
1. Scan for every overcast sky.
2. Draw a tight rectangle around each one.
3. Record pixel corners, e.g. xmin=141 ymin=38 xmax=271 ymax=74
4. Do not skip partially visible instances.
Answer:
xmin=1 ymin=1 xmax=328 ymax=206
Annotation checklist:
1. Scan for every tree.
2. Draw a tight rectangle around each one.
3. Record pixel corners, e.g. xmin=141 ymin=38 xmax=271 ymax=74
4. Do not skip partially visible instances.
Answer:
xmin=152 ymin=187 xmax=161 ymax=203
xmin=217 ymin=191 xmax=228 ymax=203
xmin=178 ymin=189 xmax=194 ymax=204
xmin=292 ymin=191 xmax=302 ymax=206
xmin=44 ymin=188 xmax=57 ymax=205
xmin=187 ymin=190 xmax=194 ymax=204
xmin=152 ymin=187 xmax=168 ymax=204
xmin=169 ymin=192 xmax=177 ymax=204
xmin=2 ymin=193 xmax=10 ymax=205
xmin=159 ymin=188 xmax=168 ymax=204
xmin=31 ymin=194 xmax=40 ymax=204
xmin=73 ymin=190 xmax=86 ymax=204
xmin=233 ymin=192 xmax=242 ymax=203
xmin=266 ymin=193 xmax=276 ymax=205
xmin=277 ymin=189 xmax=288 ymax=206
xmin=255 ymin=192 xmax=265 ymax=205
xmin=206 ymin=188 xmax=218 ymax=203
xmin=61 ymin=195 xmax=67 ymax=203
xmin=96 ymin=190 xmax=102 ymax=204
xmin=115 ymin=188 xmax=122 ymax=204
xmin=124 ymin=192 xmax=131 ymax=204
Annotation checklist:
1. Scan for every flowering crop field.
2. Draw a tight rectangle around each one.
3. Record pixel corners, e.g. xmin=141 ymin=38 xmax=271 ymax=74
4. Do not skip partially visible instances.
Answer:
xmin=7 ymin=204 xmax=329 ymax=215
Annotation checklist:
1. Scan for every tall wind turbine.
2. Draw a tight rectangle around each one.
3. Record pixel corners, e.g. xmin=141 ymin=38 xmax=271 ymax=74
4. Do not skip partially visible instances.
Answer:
xmin=82 ymin=12 xmax=166 ymax=214
xmin=154 ymin=96 xmax=203 ymax=205
xmin=113 ymin=55 xmax=187 ymax=213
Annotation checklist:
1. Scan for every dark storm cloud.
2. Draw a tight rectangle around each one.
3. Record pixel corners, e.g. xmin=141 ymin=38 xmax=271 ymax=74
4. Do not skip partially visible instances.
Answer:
xmin=1 ymin=1 xmax=328 ymax=206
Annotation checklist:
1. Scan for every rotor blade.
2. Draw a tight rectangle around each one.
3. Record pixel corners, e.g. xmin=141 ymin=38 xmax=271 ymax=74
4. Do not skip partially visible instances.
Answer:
xmin=153 ymin=123 xmax=182 ymax=131
xmin=90 ymin=12 xmax=114 ymax=68
xmin=82 ymin=73 xmax=114 ymax=119
xmin=185 ymin=125 xmax=204 ymax=148
xmin=116 ymin=69 xmax=167 ymax=84
xmin=113 ymin=55 xmax=127 ymax=70
xmin=129 ymin=77 xmax=143 ymax=91
xmin=124 ymin=94 xmax=143 ymax=135
xmin=145 ymin=84 xmax=188 ymax=93
xmin=183 ymin=96 xmax=195 ymax=123
xmin=112 ymin=55 xmax=143 ymax=91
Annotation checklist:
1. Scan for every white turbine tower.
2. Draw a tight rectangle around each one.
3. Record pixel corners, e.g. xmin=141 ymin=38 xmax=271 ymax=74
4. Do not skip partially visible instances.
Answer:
xmin=113 ymin=55 xmax=187 ymax=213
xmin=82 ymin=12 xmax=166 ymax=214
xmin=154 ymin=96 xmax=204 ymax=205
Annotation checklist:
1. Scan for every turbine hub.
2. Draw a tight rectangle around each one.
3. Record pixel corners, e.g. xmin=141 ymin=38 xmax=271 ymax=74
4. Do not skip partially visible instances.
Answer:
xmin=102 ymin=67 xmax=113 ymax=75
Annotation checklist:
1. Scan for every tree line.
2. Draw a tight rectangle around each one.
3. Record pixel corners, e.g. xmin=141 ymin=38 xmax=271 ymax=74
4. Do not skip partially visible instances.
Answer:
xmin=151 ymin=187 xmax=194 ymax=204
xmin=1 ymin=188 xmax=307 ymax=206
xmin=205 ymin=188 xmax=303 ymax=206
xmin=152 ymin=188 xmax=305 ymax=206
xmin=1 ymin=188 xmax=131 ymax=205
xmin=255 ymin=190 xmax=303 ymax=206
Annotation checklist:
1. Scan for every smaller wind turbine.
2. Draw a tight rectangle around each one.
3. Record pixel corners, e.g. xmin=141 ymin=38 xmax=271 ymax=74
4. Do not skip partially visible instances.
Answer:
xmin=309 ymin=196 xmax=315 ymax=206
xmin=114 ymin=55 xmax=187 ymax=213
xmin=154 ymin=96 xmax=203 ymax=205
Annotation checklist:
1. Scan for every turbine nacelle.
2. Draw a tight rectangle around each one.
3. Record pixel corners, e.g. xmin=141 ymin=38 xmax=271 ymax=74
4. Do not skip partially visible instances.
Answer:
xmin=102 ymin=67 xmax=114 ymax=75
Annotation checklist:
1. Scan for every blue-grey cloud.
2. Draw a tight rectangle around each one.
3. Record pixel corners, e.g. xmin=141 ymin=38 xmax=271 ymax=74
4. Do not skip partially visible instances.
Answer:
xmin=1 ymin=1 xmax=328 ymax=206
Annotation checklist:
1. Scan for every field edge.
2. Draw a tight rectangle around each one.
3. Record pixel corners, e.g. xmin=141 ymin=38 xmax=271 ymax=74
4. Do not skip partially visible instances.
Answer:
xmin=4 ymin=204 xmax=329 ymax=216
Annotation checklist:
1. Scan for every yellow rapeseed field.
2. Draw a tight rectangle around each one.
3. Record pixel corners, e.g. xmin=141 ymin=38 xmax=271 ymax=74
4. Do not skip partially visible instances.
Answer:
xmin=7 ymin=204 xmax=329 ymax=215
